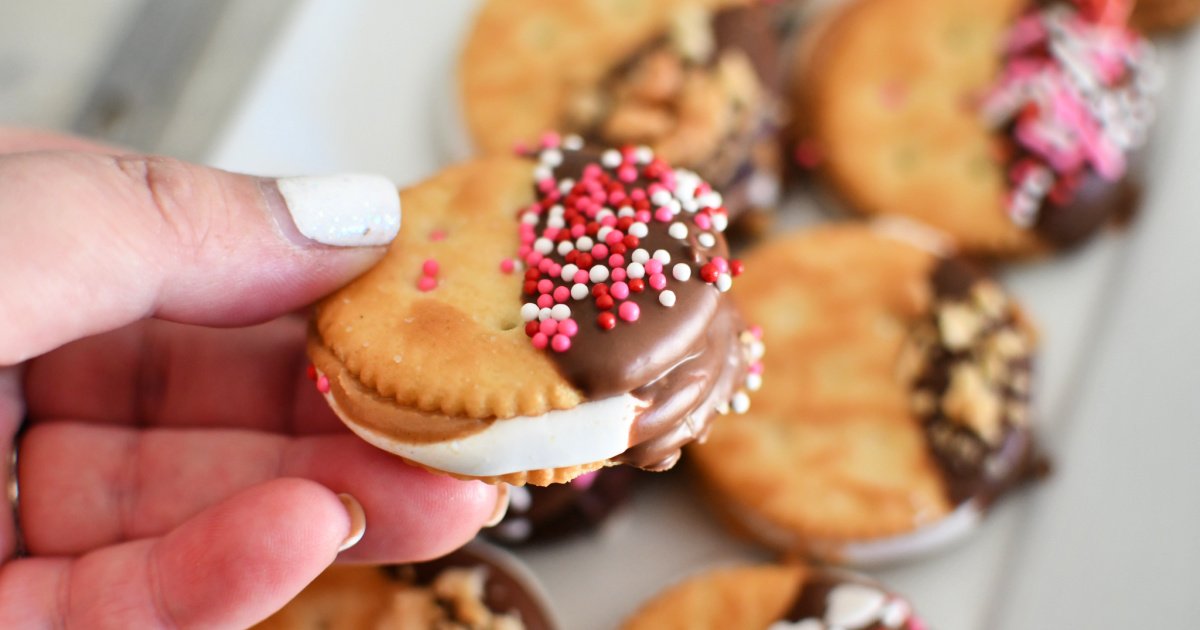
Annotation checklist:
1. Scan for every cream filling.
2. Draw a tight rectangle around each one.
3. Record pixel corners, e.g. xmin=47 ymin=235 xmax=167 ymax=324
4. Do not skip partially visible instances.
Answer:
xmin=732 ymin=499 xmax=983 ymax=567
xmin=321 ymin=377 xmax=647 ymax=476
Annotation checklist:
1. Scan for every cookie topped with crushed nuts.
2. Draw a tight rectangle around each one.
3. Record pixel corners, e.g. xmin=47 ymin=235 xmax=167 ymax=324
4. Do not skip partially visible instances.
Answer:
xmin=690 ymin=224 xmax=1045 ymax=566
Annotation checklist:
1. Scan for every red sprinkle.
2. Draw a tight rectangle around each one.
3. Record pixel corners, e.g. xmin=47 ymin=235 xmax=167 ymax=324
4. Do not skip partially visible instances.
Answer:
xmin=422 ymin=259 xmax=439 ymax=276
xmin=629 ymin=278 xmax=645 ymax=293
xmin=598 ymin=312 xmax=617 ymax=330
xmin=730 ymin=259 xmax=745 ymax=276
xmin=316 ymin=375 xmax=330 ymax=394
xmin=699 ymin=263 xmax=720 ymax=283
xmin=306 ymin=365 xmax=317 ymax=381
xmin=596 ymin=294 xmax=614 ymax=311
xmin=523 ymin=280 xmax=538 ymax=295
xmin=417 ymin=276 xmax=437 ymax=292
xmin=591 ymin=283 xmax=609 ymax=298
xmin=618 ymin=301 xmax=640 ymax=322
xmin=525 ymin=321 xmax=540 ymax=337
xmin=610 ymin=242 xmax=628 ymax=256
xmin=623 ymin=234 xmax=640 ymax=249
xmin=576 ymin=253 xmax=594 ymax=269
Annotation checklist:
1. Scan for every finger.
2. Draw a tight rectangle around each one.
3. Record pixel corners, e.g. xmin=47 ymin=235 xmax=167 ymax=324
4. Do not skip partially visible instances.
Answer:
xmin=0 ymin=367 xmax=21 ymax=561
xmin=24 ymin=318 xmax=344 ymax=434
xmin=0 ymin=150 xmax=401 ymax=364
xmin=19 ymin=423 xmax=498 ymax=562
xmin=0 ymin=126 xmax=128 ymax=155
xmin=0 ymin=478 xmax=351 ymax=629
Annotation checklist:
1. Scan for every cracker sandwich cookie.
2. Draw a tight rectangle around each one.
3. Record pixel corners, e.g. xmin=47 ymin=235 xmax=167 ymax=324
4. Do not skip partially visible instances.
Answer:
xmin=691 ymin=225 xmax=1043 ymax=564
xmin=459 ymin=0 xmax=793 ymax=218
xmin=620 ymin=564 xmax=925 ymax=630
xmin=308 ymin=142 xmax=762 ymax=485
xmin=484 ymin=467 xmax=642 ymax=546
xmin=793 ymin=0 xmax=1158 ymax=257
xmin=254 ymin=542 xmax=558 ymax=630
xmin=1131 ymin=0 xmax=1200 ymax=32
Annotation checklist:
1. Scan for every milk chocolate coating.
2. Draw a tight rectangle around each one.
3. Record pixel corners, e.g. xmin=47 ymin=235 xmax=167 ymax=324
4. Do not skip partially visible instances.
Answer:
xmin=526 ymin=149 xmax=750 ymax=471
xmin=483 ymin=467 xmax=642 ymax=546
xmin=1035 ymin=172 xmax=1141 ymax=249
xmin=781 ymin=571 xmax=914 ymax=629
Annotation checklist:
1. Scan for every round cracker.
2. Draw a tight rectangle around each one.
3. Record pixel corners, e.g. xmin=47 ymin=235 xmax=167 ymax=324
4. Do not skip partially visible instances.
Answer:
xmin=620 ymin=565 xmax=808 ymax=630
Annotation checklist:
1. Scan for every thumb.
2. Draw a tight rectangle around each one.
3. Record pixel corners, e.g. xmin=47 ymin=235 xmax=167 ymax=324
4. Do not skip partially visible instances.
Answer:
xmin=0 ymin=151 xmax=401 ymax=364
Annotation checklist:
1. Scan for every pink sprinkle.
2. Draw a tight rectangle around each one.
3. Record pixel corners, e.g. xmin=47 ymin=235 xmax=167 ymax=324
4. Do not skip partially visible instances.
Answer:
xmin=660 ymin=170 xmax=676 ymax=190
xmin=422 ymin=259 xmax=439 ymax=276
xmin=539 ymin=319 xmax=559 ymax=336
xmin=590 ymin=191 xmax=606 ymax=204
xmin=531 ymin=332 xmax=549 ymax=350
xmin=635 ymin=210 xmax=652 ymax=223
xmin=608 ymin=254 xmax=625 ymax=268
xmin=553 ymin=286 xmax=570 ymax=303
xmin=512 ymin=141 xmax=529 ymax=155
xmin=609 ymin=191 xmax=627 ymax=205
xmin=591 ymin=244 xmax=609 ymax=259
xmin=647 ymin=183 xmax=665 ymax=196
xmin=545 ymin=190 xmax=561 ymax=203
xmin=525 ymin=252 xmax=544 ymax=267
xmin=537 ymin=178 xmax=556 ymax=193
xmin=537 ymin=279 xmax=554 ymax=294
xmin=695 ymin=213 xmax=712 ymax=230
xmin=573 ymin=270 xmax=590 ymax=284
xmin=541 ymin=131 xmax=560 ymax=148
xmin=571 ymin=224 xmax=586 ymax=238
xmin=551 ymin=334 xmax=571 ymax=352
xmin=429 ymin=230 xmax=446 ymax=241
xmin=548 ymin=263 xmax=562 ymax=277
xmin=654 ymin=208 xmax=673 ymax=223
xmin=645 ymin=259 xmax=663 ymax=275
xmin=538 ymin=258 xmax=553 ymax=273
xmin=417 ymin=276 xmax=437 ymax=292
xmin=601 ymin=215 xmax=618 ymax=228
xmin=605 ymin=230 xmax=624 ymax=245
xmin=611 ymin=267 xmax=627 ymax=282
xmin=908 ymin=616 xmax=928 ymax=630
xmin=750 ymin=325 xmax=763 ymax=339
xmin=543 ymin=227 xmax=560 ymax=241
xmin=649 ymin=273 xmax=666 ymax=291
xmin=518 ymin=244 xmax=532 ymax=258
xmin=520 ymin=232 xmax=535 ymax=245
xmin=500 ymin=259 xmax=515 ymax=273
xmin=559 ymin=318 xmax=579 ymax=337
xmin=618 ymin=301 xmax=640 ymax=322
xmin=621 ymin=146 xmax=637 ymax=162
xmin=697 ymin=182 xmax=712 ymax=196
xmin=610 ymin=281 xmax=630 ymax=300
xmin=618 ymin=165 xmax=637 ymax=182
xmin=537 ymin=294 xmax=553 ymax=309
xmin=630 ymin=189 xmax=647 ymax=202
xmin=750 ymin=361 xmax=764 ymax=375
xmin=570 ymin=470 xmax=599 ymax=489
xmin=316 ymin=375 xmax=330 ymax=394
xmin=583 ymin=164 xmax=603 ymax=180
xmin=712 ymin=257 xmax=728 ymax=273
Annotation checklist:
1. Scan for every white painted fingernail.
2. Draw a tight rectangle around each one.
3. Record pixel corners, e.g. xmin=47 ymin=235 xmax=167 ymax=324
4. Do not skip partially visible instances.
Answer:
xmin=337 ymin=493 xmax=366 ymax=552
xmin=483 ymin=484 xmax=511 ymax=527
xmin=277 ymin=174 xmax=401 ymax=247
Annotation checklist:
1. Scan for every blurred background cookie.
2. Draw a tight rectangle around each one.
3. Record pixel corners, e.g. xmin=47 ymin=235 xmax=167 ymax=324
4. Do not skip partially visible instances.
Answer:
xmin=1131 ymin=0 xmax=1200 ymax=32
xmin=308 ymin=145 xmax=761 ymax=485
xmin=484 ymin=467 xmax=643 ymax=546
xmin=254 ymin=541 xmax=558 ymax=630
xmin=690 ymin=224 xmax=1045 ymax=565
xmin=791 ymin=0 xmax=1158 ymax=257
xmin=459 ymin=0 xmax=798 ymax=220
xmin=619 ymin=563 xmax=925 ymax=630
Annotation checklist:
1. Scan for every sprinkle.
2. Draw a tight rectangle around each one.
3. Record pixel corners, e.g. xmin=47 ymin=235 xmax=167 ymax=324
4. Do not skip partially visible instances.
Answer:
xmin=540 ymin=131 xmax=560 ymax=148
xmin=653 ymin=249 xmax=671 ymax=264
xmin=563 ymin=134 xmax=584 ymax=150
xmin=649 ymin=273 xmax=667 ymax=291
xmin=629 ymin=278 xmax=645 ymax=292
xmin=668 ymin=222 xmax=688 ymax=239
xmin=651 ymin=189 xmax=673 ymax=206
xmin=731 ymin=392 xmax=750 ymax=414
xmin=598 ymin=312 xmax=617 ymax=330
xmin=589 ymin=265 xmax=610 ymax=283
xmin=576 ymin=235 xmax=595 ymax=251
xmin=557 ymin=179 xmax=575 ymax=195
xmin=500 ymin=259 xmax=515 ymax=273
xmin=699 ymin=263 xmax=719 ymax=283
xmin=604 ymin=229 xmax=624 ymax=246
xmin=537 ymin=294 xmax=553 ymax=309
xmin=540 ymin=148 xmax=563 ymax=167
xmin=525 ymin=321 xmax=539 ymax=337
xmin=645 ymin=259 xmax=663 ymax=275
xmin=611 ymin=281 xmax=630 ymax=299
xmin=306 ymin=365 xmax=317 ymax=381
xmin=712 ymin=213 xmax=728 ymax=232
xmin=521 ymin=303 xmax=539 ymax=321
xmin=694 ymin=213 xmax=712 ymax=230
xmin=730 ymin=259 xmax=744 ymax=276
xmin=698 ymin=191 xmax=722 ymax=209
xmin=421 ymin=260 xmax=438 ymax=276
xmin=559 ymin=318 xmax=579 ymax=337
xmin=523 ymin=280 xmax=537 ymax=295
xmin=672 ymin=263 xmax=692 ymax=281
xmin=417 ymin=276 xmax=437 ymax=292
xmin=556 ymin=240 xmax=573 ymax=256
xmin=573 ymin=269 xmax=590 ymax=284
xmin=537 ymin=279 xmax=554 ymax=294
xmin=531 ymin=332 xmax=549 ymax=349
xmin=560 ymin=264 xmax=579 ymax=282
xmin=591 ymin=283 xmax=609 ymax=298
xmin=590 ymin=243 xmax=609 ymax=260
xmin=617 ymin=164 xmax=638 ymax=182
xmin=750 ymin=340 xmax=765 ymax=360
xmin=430 ymin=230 xmax=446 ymax=241
xmin=601 ymin=149 xmax=622 ymax=168
xmin=617 ymin=206 xmax=636 ymax=218
xmin=623 ymin=233 xmax=640 ymax=248
xmin=659 ymin=290 xmax=676 ymax=307
xmin=618 ymin=301 xmax=640 ymax=322
xmin=746 ymin=374 xmax=762 ymax=391
xmin=750 ymin=325 xmax=763 ymax=339
xmin=553 ymin=286 xmax=570 ymax=303
xmin=571 ymin=283 xmax=589 ymax=300
xmin=539 ymin=307 xmax=552 ymax=321
xmin=632 ymin=248 xmax=650 ymax=263
xmin=551 ymin=334 xmax=571 ymax=352
xmin=551 ymin=304 xmax=571 ymax=321
xmin=316 ymin=375 xmax=330 ymax=394
xmin=654 ymin=208 xmax=673 ymax=222
xmin=596 ymin=294 xmax=614 ymax=310
xmin=698 ymin=233 xmax=716 ymax=248
xmin=634 ymin=146 xmax=654 ymax=164
xmin=712 ymin=257 xmax=728 ymax=273
xmin=717 ymin=273 xmax=732 ymax=292
xmin=539 ymin=319 xmax=559 ymax=336
xmin=626 ymin=262 xmax=645 ymax=279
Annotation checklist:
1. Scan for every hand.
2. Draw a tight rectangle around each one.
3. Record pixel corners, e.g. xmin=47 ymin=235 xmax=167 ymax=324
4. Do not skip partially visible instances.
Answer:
xmin=0 ymin=128 xmax=500 ymax=628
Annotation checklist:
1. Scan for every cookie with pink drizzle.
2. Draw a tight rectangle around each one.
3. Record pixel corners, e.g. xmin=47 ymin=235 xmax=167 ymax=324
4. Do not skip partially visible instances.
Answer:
xmin=307 ymin=139 xmax=761 ymax=485
xmin=791 ymin=0 xmax=1158 ymax=257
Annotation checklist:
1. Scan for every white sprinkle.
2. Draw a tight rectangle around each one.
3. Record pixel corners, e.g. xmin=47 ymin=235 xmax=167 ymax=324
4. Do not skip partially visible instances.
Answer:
xmin=520 ymin=303 xmax=539 ymax=321
xmin=533 ymin=166 xmax=552 ymax=181
xmin=560 ymin=264 xmax=579 ymax=282
xmin=534 ymin=238 xmax=553 ymax=254
xmin=731 ymin=392 xmax=750 ymax=414
xmin=651 ymin=189 xmax=673 ymax=206
xmin=596 ymin=207 xmax=615 ymax=220
xmin=750 ymin=340 xmax=765 ymax=361
xmin=571 ymin=283 xmax=589 ymax=300
xmin=697 ymin=191 xmax=723 ymax=209
xmin=547 ymin=216 xmax=565 ymax=229
xmin=634 ymin=146 xmax=654 ymax=164
xmin=521 ymin=212 xmax=539 ymax=225
xmin=667 ymin=199 xmax=682 ymax=215
xmin=551 ymin=304 xmax=571 ymax=321
xmin=668 ymin=222 xmax=688 ymax=239
xmin=540 ymin=148 xmax=563 ymax=167
xmin=629 ymin=222 xmax=649 ymax=238
xmin=589 ymin=265 xmax=610 ymax=283
xmin=549 ymin=204 xmax=564 ymax=216
xmin=626 ymin=262 xmax=646 ymax=279
xmin=746 ymin=374 xmax=762 ymax=392
xmin=659 ymin=290 xmax=676 ymax=307
xmin=556 ymin=239 xmax=573 ymax=255
xmin=597 ymin=226 xmax=613 ymax=243
xmin=717 ymin=273 xmax=732 ymax=292
xmin=672 ymin=263 xmax=691 ymax=281
xmin=712 ymin=213 xmax=729 ymax=232
xmin=601 ymin=149 xmax=622 ymax=168
xmin=825 ymin=584 xmax=887 ymax=628
xmin=557 ymin=178 xmax=575 ymax=194
xmin=880 ymin=599 xmax=913 ymax=628
xmin=617 ymin=206 xmax=636 ymax=218
xmin=563 ymin=134 xmax=584 ymax=150
xmin=653 ymin=249 xmax=671 ymax=264
xmin=674 ymin=171 xmax=699 ymax=200
xmin=682 ymin=198 xmax=700 ymax=213
xmin=538 ymin=307 xmax=552 ymax=321
xmin=632 ymin=248 xmax=650 ymax=263
xmin=576 ymin=235 xmax=594 ymax=251
xmin=698 ymin=232 xmax=716 ymax=248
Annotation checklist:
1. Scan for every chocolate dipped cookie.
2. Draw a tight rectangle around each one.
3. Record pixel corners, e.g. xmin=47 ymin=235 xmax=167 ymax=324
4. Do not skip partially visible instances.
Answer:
xmin=308 ymin=142 xmax=761 ymax=485
xmin=792 ymin=0 xmax=1158 ymax=257
xmin=458 ymin=0 xmax=795 ymax=219
xmin=620 ymin=564 xmax=925 ymax=630
xmin=254 ymin=542 xmax=558 ymax=630
xmin=484 ymin=467 xmax=642 ymax=545
xmin=1131 ymin=0 xmax=1200 ymax=32
xmin=690 ymin=224 xmax=1043 ymax=565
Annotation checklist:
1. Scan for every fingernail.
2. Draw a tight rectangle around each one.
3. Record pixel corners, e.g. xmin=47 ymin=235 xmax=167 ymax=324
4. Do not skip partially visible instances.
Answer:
xmin=483 ymin=484 xmax=511 ymax=527
xmin=337 ymin=493 xmax=366 ymax=552
xmin=275 ymin=174 xmax=401 ymax=247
